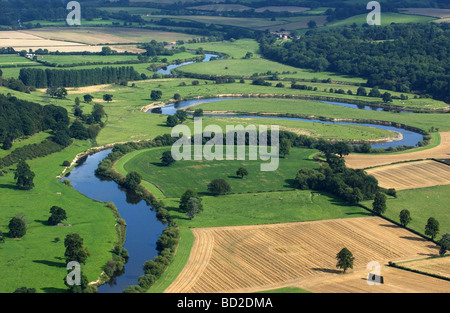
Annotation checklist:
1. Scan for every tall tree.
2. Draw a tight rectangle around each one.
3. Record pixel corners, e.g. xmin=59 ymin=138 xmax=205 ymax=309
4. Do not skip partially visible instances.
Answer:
xmin=8 ymin=214 xmax=27 ymax=238
xmin=425 ymin=217 xmax=440 ymax=240
xmin=399 ymin=209 xmax=412 ymax=227
xmin=14 ymin=160 xmax=35 ymax=190
xmin=279 ymin=138 xmax=291 ymax=158
xmin=438 ymin=234 xmax=450 ymax=256
xmin=372 ymin=192 xmax=387 ymax=215
xmin=64 ymin=233 xmax=89 ymax=265
xmin=186 ymin=198 xmax=202 ymax=220
xmin=336 ymin=247 xmax=354 ymax=273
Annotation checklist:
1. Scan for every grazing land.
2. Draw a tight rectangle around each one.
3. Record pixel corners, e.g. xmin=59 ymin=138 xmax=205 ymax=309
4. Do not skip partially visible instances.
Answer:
xmin=0 ymin=141 xmax=118 ymax=293
xmin=164 ymin=217 xmax=441 ymax=293
xmin=365 ymin=160 xmax=450 ymax=190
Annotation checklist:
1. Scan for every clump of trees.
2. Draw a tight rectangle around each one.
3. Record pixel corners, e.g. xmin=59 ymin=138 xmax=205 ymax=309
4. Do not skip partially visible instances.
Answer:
xmin=8 ymin=213 xmax=28 ymax=238
xmin=47 ymin=206 xmax=67 ymax=225
xmin=207 ymin=178 xmax=231 ymax=195
xmin=160 ymin=150 xmax=176 ymax=166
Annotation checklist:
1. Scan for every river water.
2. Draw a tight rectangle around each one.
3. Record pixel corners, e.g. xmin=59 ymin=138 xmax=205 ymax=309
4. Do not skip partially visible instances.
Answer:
xmin=63 ymin=149 xmax=165 ymax=293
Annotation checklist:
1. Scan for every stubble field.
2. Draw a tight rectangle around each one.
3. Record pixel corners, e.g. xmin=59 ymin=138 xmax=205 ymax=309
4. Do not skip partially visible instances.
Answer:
xmin=365 ymin=160 xmax=450 ymax=190
xmin=165 ymin=216 xmax=443 ymax=293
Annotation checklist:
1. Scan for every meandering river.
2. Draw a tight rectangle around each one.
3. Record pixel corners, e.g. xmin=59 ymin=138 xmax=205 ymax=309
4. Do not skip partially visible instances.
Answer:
xmin=63 ymin=52 xmax=425 ymax=293
xmin=63 ymin=149 xmax=165 ymax=293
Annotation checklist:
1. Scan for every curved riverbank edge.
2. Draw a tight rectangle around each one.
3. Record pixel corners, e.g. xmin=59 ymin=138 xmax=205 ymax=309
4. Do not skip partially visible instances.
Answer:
xmin=196 ymin=110 xmax=405 ymax=145
xmin=140 ymin=94 xmax=430 ymax=151
xmin=139 ymin=93 xmax=449 ymax=114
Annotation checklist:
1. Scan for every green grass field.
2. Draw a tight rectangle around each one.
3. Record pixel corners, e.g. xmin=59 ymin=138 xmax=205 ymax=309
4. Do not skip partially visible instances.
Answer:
xmin=0 ymin=132 xmax=51 ymax=159
xmin=325 ymin=12 xmax=436 ymax=28
xmin=36 ymin=54 xmax=140 ymax=65
xmin=0 ymin=140 xmax=118 ymax=293
xmin=195 ymin=98 xmax=450 ymax=132
xmin=361 ymin=185 xmax=450 ymax=242
xmin=116 ymin=146 xmax=319 ymax=198
xmin=0 ymin=55 xmax=38 ymax=66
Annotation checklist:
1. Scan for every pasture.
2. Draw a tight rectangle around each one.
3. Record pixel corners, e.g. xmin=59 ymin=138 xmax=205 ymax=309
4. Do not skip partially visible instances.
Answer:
xmin=0 ymin=140 xmax=118 ymax=293
xmin=364 ymin=184 xmax=450 ymax=241
xmin=115 ymin=146 xmax=319 ymax=198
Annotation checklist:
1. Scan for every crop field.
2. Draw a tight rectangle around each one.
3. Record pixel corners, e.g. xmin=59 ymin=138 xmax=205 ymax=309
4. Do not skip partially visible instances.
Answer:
xmin=398 ymin=8 xmax=450 ymax=18
xmin=164 ymin=216 xmax=442 ymax=293
xmin=300 ymin=265 xmax=450 ymax=293
xmin=36 ymin=54 xmax=140 ymax=65
xmin=21 ymin=27 xmax=200 ymax=45
xmin=365 ymin=160 xmax=450 ymax=191
xmin=0 ymin=31 xmax=100 ymax=52
xmin=396 ymin=257 xmax=450 ymax=279
xmin=345 ymin=131 xmax=450 ymax=169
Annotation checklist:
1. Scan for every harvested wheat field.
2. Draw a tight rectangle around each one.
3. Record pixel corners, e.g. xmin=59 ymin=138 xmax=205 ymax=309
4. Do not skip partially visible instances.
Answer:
xmin=365 ymin=160 xmax=450 ymax=190
xmin=165 ymin=217 xmax=443 ymax=293
xmin=300 ymin=265 xmax=450 ymax=293
xmin=397 ymin=257 xmax=450 ymax=280
xmin=345 ymin=131 xmax=450 ymax=169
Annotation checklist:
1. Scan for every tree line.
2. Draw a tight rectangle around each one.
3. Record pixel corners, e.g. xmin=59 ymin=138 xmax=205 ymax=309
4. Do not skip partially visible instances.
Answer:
xmin=19 ymin=66 xmax=141 ymax=88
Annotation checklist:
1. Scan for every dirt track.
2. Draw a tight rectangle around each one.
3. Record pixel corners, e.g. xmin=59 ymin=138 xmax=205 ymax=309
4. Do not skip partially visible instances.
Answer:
xmin=345 ymin=131 xmax=450 ymax=169
xmin=164 ymin=217 xmax=445 ymax=293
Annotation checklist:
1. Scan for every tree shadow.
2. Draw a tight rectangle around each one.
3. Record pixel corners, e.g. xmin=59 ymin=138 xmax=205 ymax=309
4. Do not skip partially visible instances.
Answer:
xmin=228 ymin=175 xmax=242 ymax=179
xmin=32 ymin=259 xmax=66 ymax=268
xmin=0 ymin=183 xmax=18 ymax=190
xmin=345 ymin=212 xmax=372 ymax=216
xmin=41 ymin=287 xmax=68 ymax=293
xmin=400 ymin=236 xmax=427 ymax=242
xmin=34 ymin=219 xmax=49 ymax=226
xmin=379 ymin=224 xmax=400 ymax=228
xmin=283 ymin=179 xmax=297 ymax=188
xmin=150 ymin=162 xmax=167 ymax=168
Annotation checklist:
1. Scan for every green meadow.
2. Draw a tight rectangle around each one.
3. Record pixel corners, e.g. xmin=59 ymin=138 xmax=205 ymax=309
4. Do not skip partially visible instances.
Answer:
xmin=361 ymin=185 xmax=450 ymax=241
xmin=0 ymin=140 xmax=118 ymax=293
xmin=115 ymin=146 xmax=319 ymax=198
xmin=195 ymin=98 xmax=450 ymax=132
